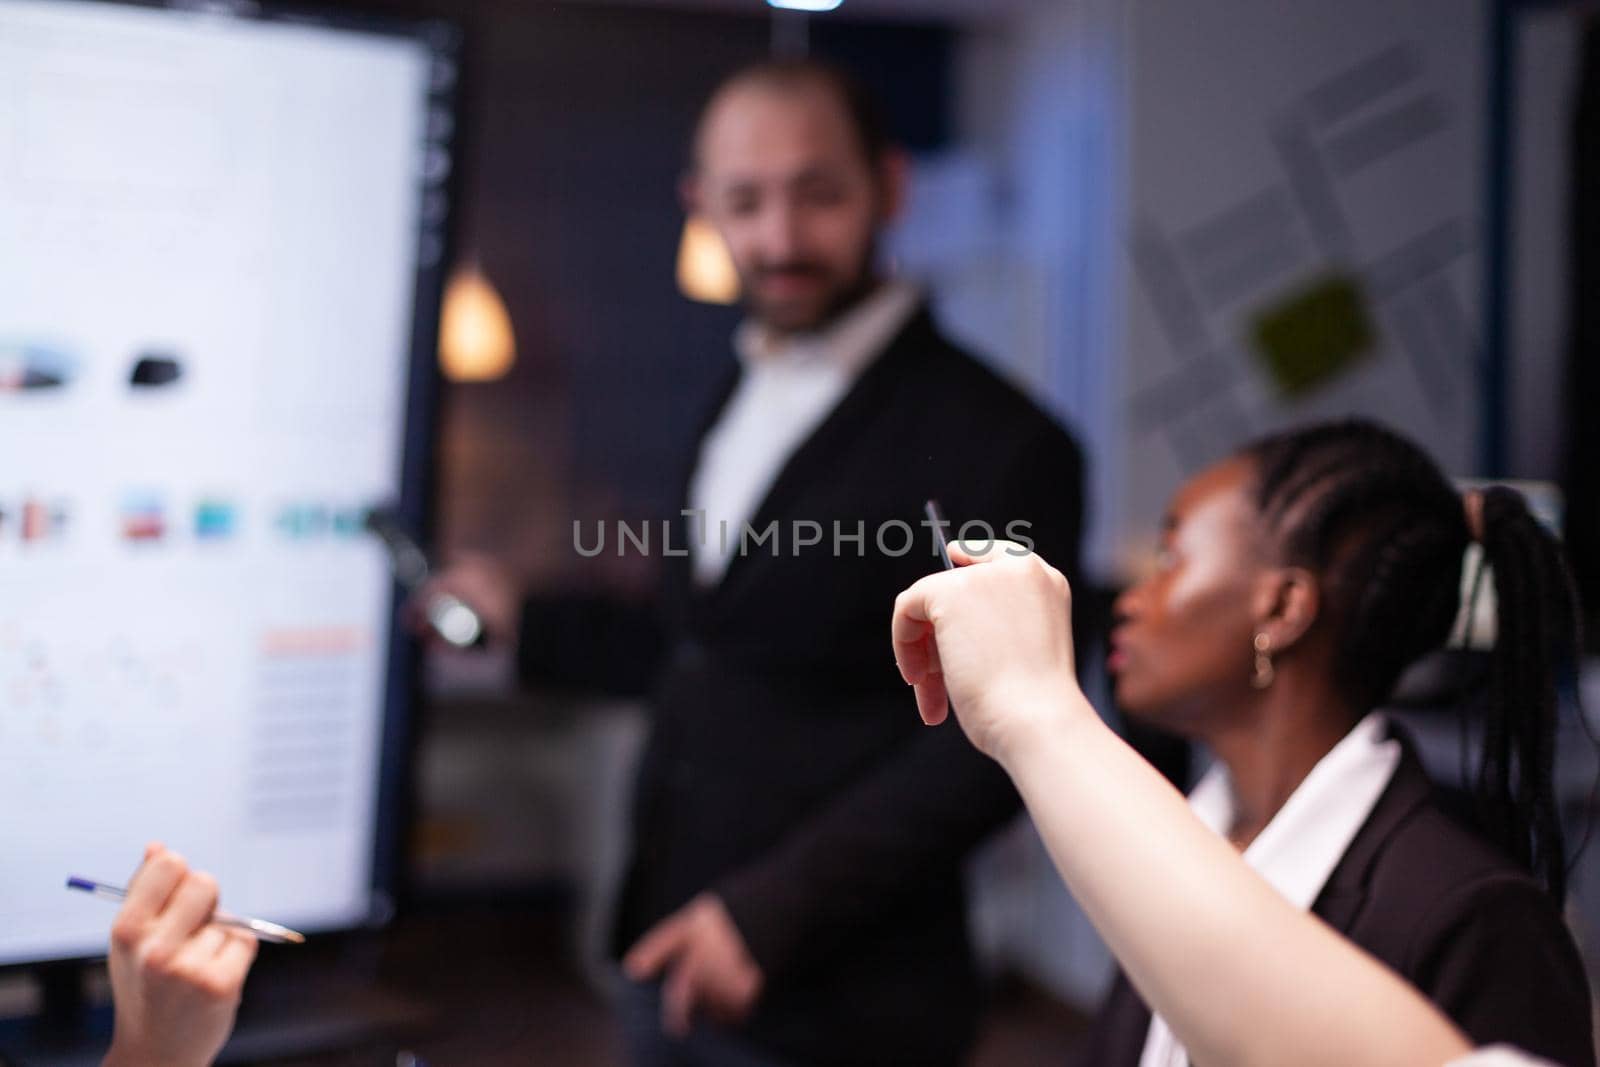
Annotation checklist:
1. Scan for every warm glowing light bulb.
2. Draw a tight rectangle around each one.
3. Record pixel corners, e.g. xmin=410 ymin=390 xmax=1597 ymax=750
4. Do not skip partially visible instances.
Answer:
xmin=439 ymin=265 xmax=516 ymax=382
xmin=675 ymin=215 xmax=740 ymax=305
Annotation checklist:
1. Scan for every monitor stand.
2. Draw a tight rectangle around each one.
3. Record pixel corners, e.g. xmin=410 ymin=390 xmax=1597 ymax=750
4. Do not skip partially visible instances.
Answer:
xmin=0 ymin=962 xmax=111 ymax=1067
xmin=0 ymin=937 xmax=432 ymax=1066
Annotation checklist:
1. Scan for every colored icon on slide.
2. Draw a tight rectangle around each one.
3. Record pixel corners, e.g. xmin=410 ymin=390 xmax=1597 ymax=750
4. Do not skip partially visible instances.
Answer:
xmin=121 ymin=492 xmax=167 ymax=543
xmin=129 ymin=352 xmax=184 ymax=389
xmin=274 ymin=503 xmax=370 ymax=541
xmin=275 ymin=503 xmax=329 ymax=540
xmin=0 ymin=342 xmax=77 ymax=393
xmin=331 ymin=508 xmax=367 ymax=538
xmin=194 ymin=498 xmax=238 ymax=540
xmin=20 ymin=498 xmax=70 ymax=543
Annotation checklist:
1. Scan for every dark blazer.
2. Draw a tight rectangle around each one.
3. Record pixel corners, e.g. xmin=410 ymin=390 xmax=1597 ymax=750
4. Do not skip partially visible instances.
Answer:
xmin=1074 ymin=735 xmax=1595 ymax=1067
xmin=520 ymin=307 xmax=1086 ymax=1066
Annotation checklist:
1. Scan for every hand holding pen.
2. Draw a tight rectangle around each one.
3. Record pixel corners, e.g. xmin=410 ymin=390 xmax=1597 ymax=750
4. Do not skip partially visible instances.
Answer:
xmin=894 ymin=537 xmax=1078 ymax=755
xmin=98 ymin=844 xmax=261 ymax=1067
xmin=70 ymin=877 xmax=303 ymax=945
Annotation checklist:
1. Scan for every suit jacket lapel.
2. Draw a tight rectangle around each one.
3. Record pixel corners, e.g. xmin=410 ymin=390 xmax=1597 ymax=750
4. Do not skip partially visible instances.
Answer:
xmin=1311 ymin=736 xmax=1434 ymax=932
xmin=665 ymin=360 xmax=743 ymax=617
xmin=704 ymin=307 xmax=934 ymax=607
xmin=1079 ymin=732 xmax=1435 ymax=1067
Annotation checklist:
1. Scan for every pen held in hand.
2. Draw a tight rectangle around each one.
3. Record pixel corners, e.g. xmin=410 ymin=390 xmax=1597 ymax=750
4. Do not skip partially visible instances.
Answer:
xmin=924 ymin=499 xmax=955 ymax=571
xmin=66 ymin=876 xmax=306 ymax=945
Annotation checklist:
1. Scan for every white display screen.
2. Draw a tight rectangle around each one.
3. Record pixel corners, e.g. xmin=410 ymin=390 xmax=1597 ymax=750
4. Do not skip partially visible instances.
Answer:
xmin=0 ymin=0 xmax=443 ymax=964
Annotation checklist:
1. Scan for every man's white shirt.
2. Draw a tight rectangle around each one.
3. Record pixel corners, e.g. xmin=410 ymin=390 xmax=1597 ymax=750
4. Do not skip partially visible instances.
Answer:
xmin=687 ymin=281 xmax=920 ymax=586
xmin=1138 ymin=712 xmax=1403 ymax=1067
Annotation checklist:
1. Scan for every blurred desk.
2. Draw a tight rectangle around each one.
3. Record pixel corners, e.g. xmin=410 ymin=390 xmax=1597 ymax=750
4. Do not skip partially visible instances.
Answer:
xmin=257 ymin=904 xmax=623 ymax=1067
xmin=238 ymin=901 xmax=1084 ymax=1067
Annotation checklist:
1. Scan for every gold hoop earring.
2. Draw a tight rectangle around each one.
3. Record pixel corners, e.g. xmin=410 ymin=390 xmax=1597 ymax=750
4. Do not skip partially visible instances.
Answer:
xmin=1252 ymin=632 xmax=1275 ymax=690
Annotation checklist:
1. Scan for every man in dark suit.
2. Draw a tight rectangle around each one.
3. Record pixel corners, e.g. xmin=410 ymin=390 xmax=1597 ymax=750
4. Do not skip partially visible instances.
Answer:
xmin=429 ymin=59 xmax=1084 ymax=1066
xmin=1074 ymin=734 xmax=1595 ymax=1067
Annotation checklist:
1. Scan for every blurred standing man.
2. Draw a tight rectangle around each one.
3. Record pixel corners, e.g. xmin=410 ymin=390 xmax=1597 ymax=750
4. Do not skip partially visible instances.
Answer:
xmin=429 ymin=60 xmax=1084 ymax=1067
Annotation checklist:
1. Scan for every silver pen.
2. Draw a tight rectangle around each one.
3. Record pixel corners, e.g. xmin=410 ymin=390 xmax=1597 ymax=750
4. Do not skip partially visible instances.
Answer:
xmin=67 ymin=876 xmax=306 ymax=945
xmin=924 ymin=499 xmax=955 ymax=571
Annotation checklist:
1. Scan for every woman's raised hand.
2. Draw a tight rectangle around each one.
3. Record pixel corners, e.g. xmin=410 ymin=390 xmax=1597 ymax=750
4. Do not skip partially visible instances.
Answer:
xmin=891 ymin=541 xmax=1081 ymax=764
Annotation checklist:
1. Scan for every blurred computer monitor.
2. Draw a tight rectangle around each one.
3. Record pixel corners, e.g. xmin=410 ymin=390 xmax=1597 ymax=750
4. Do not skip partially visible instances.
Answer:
xmin=0 ymin=0 xmax=457 ymax=968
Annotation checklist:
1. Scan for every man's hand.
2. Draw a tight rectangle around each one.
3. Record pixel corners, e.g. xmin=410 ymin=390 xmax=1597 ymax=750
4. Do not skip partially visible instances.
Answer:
xmin=409 ymin=552 xmax=518 ymax=646
xmin=102 ymin=844 xmax=257 ymax=1067
xmin=622 ymin=893 xmax=764 ymax=1037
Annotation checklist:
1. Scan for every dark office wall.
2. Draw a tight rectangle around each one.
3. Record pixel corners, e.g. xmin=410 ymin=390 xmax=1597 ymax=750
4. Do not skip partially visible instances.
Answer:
xmin=442 ymin=3 xmax=764 ymax=589
xmin=1565 ymin=14 xmax=1600 ymax=641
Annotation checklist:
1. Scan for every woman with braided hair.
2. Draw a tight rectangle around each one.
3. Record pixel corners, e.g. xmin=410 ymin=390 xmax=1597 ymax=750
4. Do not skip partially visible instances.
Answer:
xmin=1066 ymin=419 xmax=1594 ymax=1066
xmin=902 ymin=418 xmax=1592 ymax=1066
xmin=889 ymin=461 xmax=1582 ymax=1066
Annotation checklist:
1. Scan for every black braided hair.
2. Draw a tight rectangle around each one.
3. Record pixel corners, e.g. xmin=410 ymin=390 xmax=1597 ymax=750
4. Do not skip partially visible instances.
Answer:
xmin=1239 ymin=418 xmax=1581 ymax=903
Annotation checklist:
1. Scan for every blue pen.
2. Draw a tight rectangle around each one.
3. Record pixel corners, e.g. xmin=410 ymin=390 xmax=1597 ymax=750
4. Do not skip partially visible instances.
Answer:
xmin=67 ymin=876 xmax=305 ymax=944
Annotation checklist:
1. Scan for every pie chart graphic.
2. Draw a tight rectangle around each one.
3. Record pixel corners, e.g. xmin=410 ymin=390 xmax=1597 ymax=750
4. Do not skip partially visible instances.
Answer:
xmin=0 ymin=342 xmax=78 ymax=393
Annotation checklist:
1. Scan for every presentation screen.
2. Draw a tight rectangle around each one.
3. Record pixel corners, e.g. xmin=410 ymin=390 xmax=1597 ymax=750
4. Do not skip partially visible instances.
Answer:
xmin=0 ymin=0 xmax=455 ymax=964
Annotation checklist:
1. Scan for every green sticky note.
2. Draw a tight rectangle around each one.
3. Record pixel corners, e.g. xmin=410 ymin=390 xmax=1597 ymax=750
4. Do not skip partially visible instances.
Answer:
xmin=1250 ymin=273 xmax=1375 ymax=398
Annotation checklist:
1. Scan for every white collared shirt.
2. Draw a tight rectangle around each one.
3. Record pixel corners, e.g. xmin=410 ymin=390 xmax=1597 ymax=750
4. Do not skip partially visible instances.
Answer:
xmin=1138 ymin=712 xmax=1402 ymax=1067
xmin=686 ymin=280 xmax=921 ymax=586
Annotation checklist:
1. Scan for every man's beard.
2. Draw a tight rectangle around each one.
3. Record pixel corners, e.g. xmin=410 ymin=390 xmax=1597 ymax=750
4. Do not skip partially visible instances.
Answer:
xmin=742 ymin=244 xmax=880 ymax=335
